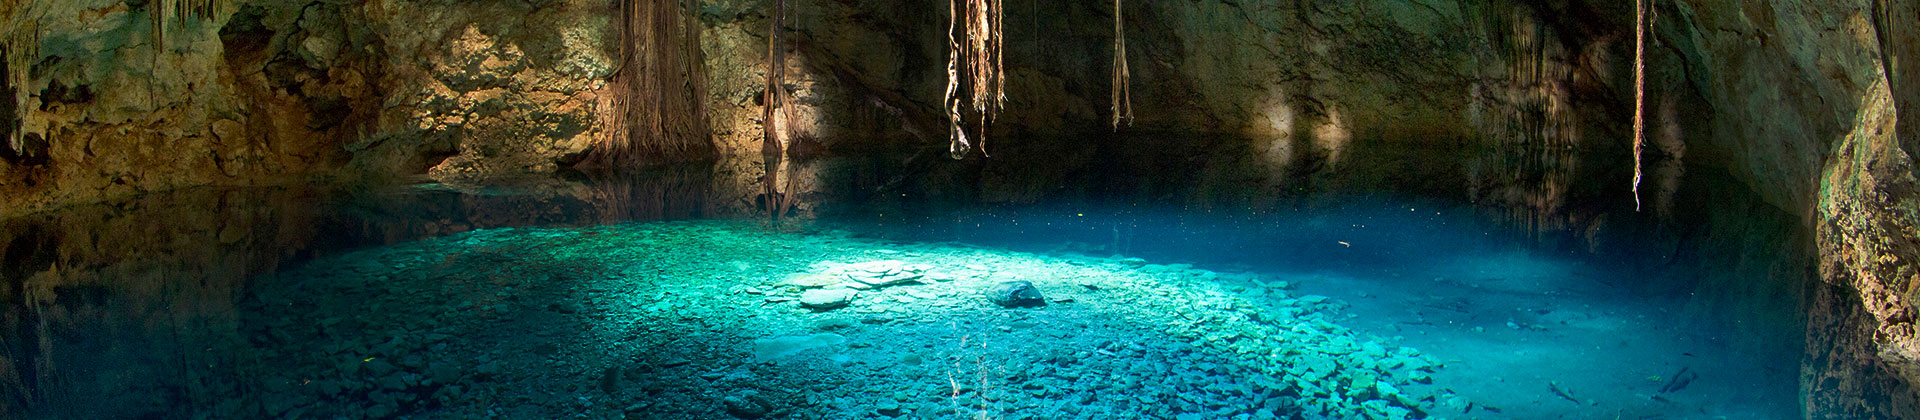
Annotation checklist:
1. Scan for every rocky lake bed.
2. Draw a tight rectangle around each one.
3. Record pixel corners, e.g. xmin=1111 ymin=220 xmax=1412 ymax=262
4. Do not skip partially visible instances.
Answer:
xmin=240 ymin=220 xmax=1461 ymax=419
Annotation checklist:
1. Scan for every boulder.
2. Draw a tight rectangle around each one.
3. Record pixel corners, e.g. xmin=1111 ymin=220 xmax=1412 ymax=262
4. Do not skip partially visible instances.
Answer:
xmin=986 ymin=281 xmax=1047 ymax=308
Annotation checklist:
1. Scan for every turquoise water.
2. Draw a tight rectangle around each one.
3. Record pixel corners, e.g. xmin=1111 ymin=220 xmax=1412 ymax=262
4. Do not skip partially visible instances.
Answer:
xmin=0 ymin=161 xmax=1808 ymax=419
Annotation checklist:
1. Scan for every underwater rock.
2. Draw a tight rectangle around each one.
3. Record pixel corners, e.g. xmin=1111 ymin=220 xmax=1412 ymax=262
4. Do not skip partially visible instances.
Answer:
xmin=839 ymin=260 xmax=928 ymax=289
xmin=752 ymin=333 xmax=847 ymax=362
xmin=379 ymin=374 xmax=408 ymax=391
xmin=782 ymin=272 xmax=841 ymax=289
xmin=812 ymin=317 xmax=857 ymax=331
xmin=986 ymin=281 xmax=1047 ymax=308
xmin=873 ymin=401 xmax=904 ymax=416
xmin=799 ymin=289 xmax=857 ymax=310
xmin=1408 ymin=370 xmax=1433 ymax=384
xmin=365 ymin=358 xmax=398 ymax=377
xmin=723 ymin=394 xmax=771 ymax=418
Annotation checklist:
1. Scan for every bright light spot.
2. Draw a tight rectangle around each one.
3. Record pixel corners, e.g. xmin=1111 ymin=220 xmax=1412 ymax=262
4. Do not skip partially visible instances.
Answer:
xmin=1254 ymin=86 xmax=1297 ymax=173
xmin=1312 ymin=105 xmax=1351 ymax=167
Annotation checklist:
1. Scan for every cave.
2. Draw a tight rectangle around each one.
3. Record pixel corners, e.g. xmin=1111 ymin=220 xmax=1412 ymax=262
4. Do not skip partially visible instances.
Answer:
xmin=1 ymin=0 xmax=1917 ymax=419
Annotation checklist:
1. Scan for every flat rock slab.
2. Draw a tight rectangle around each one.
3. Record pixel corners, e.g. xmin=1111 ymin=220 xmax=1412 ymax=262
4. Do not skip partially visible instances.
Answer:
xmin=799 ymin=289 xmax=857 ymax=310
xmin=782 ymin=272 xmax=841 ymax=289
xmin=837 ymin=260 xmax=930 ymax=289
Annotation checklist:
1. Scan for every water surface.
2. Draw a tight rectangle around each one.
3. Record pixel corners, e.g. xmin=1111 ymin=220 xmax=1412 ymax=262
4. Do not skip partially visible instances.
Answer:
xmin=0 ymin=150 xmax=1809 ymax=419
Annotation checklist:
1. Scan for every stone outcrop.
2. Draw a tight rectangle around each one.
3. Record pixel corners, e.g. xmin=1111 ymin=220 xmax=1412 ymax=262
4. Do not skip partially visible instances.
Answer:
xmin=1812 ymin=76 xmax=1920 ymax=418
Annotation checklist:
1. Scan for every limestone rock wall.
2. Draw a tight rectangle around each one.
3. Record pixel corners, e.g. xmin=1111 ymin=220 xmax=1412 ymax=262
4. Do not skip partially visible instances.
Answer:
xmin=0 ymin=0 xmax=1643 ymax=216
xmin=1648 ymin=0 xmax=1920 ymax=417
xmin=0 ymin=0 xmax=616 ymax=217
xmin=1812 ymin=78 xmax=1920 ymax=418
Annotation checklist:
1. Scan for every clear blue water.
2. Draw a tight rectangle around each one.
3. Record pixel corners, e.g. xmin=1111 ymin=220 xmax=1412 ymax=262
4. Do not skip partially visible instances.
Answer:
xmin=0 ymin=159 xmax=1809 ymax=419
xmin=826 ymin=196 xmax=1803 ymax=419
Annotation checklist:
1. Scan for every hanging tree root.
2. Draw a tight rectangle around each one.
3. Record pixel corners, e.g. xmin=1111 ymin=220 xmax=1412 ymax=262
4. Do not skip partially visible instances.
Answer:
xmin=762 ymin=0 xmax=800 ymax=218
xmin=1631 ymin=0 xmax=1646 ymax=211
xmin=945 ymin=0 xmax=1004 ymax=159
xmin=588 ymin=0 xmax=711 ymax=167
xmin=1111 ymin=0 xmax=1132 ymax=130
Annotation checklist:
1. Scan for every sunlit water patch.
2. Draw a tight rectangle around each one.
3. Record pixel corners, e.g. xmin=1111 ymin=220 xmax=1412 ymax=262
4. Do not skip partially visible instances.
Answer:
xmin=818 ymin=197 xmax=1799 ymax=420
xmin=245 ymin=221 xmax=1460 ymax=419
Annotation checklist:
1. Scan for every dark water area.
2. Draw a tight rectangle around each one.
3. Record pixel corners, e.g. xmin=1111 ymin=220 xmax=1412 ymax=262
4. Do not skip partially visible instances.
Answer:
xmin=0 ymin=141 xmax=1814 ymax=419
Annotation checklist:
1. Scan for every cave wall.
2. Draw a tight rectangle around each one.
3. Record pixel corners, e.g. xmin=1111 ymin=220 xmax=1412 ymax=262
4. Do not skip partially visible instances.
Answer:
xmin=1 ymin=0 xmax=1648 ymax=216
xmin=0 ymin=1 xmax=1831 ymax=216
xmin=1653 ymin=0 xmax=1920 ymax=418
xmin=0 ymin=0 xmax=617 ymax=217
xmin=1811 ymin=40 xmax=1920 ymax=420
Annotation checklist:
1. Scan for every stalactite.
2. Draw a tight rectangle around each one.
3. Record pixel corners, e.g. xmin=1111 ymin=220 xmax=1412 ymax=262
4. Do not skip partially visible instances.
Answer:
xmin=945 ymin=0 xmax=1003 ymax=159
xmin=1 ymin=45 xmax=15 ymax=157
xmin=1631 ymin=0 xmax=1646 ymax=211
xmin=148 ymin=0 xmax=235 ymax=55
xmin=587 ymin=0 xmax=712 ymax=167
xmin=2 ymin=3 xmax=40 ymax=155
xmin=1111 ymin=0 xmax=1132 ymax=130
xmin=145 ymin=0 xmax=233 ymax=107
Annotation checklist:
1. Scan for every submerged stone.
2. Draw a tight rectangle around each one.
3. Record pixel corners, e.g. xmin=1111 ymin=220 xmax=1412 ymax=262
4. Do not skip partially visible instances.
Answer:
xmin=986 ymin=281 xmax=1047 ymax=308
xmin=839 ymin=260 xmax=928 ymax=289
xmin=799 ymin=289 xmax=857 ymax=310
xmin=752 ymin=333 xmax=847 ymax=362
xmin=782 ymin=272 xmax=841 ymax=289
xmin=723 ymin=395 xmax=771 ymax=418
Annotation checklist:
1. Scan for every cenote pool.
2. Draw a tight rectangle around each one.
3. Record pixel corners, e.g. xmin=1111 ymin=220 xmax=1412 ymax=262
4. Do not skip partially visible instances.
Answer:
xmin=11 ymin=0 xmax=1917 ymax=418
xmin=0 ymin=153 xmax=1810 ymax=420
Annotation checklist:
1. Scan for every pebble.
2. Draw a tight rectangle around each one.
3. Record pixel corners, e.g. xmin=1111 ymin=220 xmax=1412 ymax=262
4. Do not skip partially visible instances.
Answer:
xmin=723 ymin=395 xmax=770 ymax=418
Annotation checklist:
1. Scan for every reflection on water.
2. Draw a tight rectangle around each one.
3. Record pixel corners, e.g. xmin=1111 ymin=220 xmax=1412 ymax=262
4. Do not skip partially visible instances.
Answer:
xmin=0 ymin=141 xmax=1813 ymax=418
xmin=0 ymin=171 xmax=731 ymax=418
